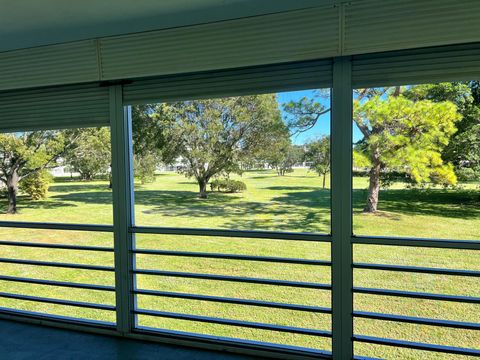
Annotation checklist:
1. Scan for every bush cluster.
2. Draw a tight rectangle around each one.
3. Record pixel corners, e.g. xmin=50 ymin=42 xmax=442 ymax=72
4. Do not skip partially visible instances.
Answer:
xmin=20 ymin=170 xmax=53 ymax=200
xmin=456 ymin=167 xmax=480 ymax=182
xmin=210 ymin=179 xmax=247 ymax=193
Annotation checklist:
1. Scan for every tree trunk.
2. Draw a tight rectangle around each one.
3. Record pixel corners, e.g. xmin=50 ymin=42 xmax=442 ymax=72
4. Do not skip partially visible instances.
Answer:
xmin=322 ymin=173 xmax=326 ymax=189
xmin=198 ymin=179 xmax=208 ymax=199
xmin=6 ymin=171 xmax=20 ymax=214
xmin=364 ymin=158 xmax=381 ymax=213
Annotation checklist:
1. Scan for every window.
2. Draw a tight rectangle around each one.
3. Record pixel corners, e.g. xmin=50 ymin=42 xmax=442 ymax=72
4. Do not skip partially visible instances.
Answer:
xmin=351 ymin=82 xmax=480 ymax=358
xmin=0 ymin=126 xmax=114 ymax=324
xmin=129 ymin=87 xmax=333 ymax=351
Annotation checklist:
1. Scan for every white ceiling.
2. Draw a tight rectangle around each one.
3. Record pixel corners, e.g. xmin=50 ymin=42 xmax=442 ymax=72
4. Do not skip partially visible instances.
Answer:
xmin=0 ymin=0 xmax=327 ymax=52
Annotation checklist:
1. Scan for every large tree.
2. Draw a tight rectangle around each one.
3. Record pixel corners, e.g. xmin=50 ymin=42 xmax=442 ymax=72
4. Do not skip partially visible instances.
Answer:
xmin=284 ymin=88 xmax=461 ymax=212
xmin=353 ymin=94 xmax=460 ymax=212
xmin=133 ymin=95 xmax=283 ymax=198
xmin=0 ymin=131 xmax=66 ymax=214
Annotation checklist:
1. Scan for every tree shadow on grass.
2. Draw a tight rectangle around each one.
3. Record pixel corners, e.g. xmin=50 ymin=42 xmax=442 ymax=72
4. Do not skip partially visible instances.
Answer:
xmin=0 ymin=196 xmax=77 ymax=213
xmin=133 ymin=188 xmax=331 ymax=232
xmin=50 ymin=191 xmax=113 ymax=205
xmin=49 ymin=183 xmax=111 ymax=193
xmin=353 ymin=188 xmax=480 ymax=219
xmin=269 ymin=188 xmax=331 ymax=209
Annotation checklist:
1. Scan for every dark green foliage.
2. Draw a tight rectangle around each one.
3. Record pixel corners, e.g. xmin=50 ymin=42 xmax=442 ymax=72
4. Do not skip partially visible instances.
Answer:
xmin=405 ymin=82 xmax=480 ymax=177
xmin=210 ymin=179 xmax=247 ymax=193
xmin=456 ymin=167 xmax=480 ymax=182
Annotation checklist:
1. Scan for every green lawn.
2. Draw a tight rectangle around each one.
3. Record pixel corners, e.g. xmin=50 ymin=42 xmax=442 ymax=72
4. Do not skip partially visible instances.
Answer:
xmin=0 ymin=169 xmax=478 ymax=359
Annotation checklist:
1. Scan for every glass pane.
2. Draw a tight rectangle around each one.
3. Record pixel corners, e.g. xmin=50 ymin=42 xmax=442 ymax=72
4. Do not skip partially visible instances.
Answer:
xmin=132 ymin=90 xmax=331 ymax=234
xmin=0 ymin=128 xmax=113 ymax=224
xmin=352 ymin=83 xmax=480 ymax=240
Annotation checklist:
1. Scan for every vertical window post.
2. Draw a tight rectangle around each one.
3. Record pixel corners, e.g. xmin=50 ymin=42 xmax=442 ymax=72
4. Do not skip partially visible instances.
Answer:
xmin=331 ymin=56 xmax=354 ymax=359
xmin=110 ymin=85 xmax=136 ymax=334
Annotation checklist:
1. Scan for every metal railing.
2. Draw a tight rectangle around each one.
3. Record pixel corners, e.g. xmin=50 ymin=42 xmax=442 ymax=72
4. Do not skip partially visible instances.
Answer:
xmin=351 ymin=235 xmax=480 ymax=358
xmin=0 ymin=228 xmax=478 ymax=358
xmin=0 ymin=221 xmax=116 ymax=329
xmin=131 ymin=225 xmax=335 ymax=358
xmin=129 ymin=225 xmax=480 ymax=358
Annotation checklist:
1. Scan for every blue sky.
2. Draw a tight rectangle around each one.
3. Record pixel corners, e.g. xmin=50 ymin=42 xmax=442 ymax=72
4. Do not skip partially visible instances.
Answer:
xmin=277 ymin=89 xmax=363 ymax=144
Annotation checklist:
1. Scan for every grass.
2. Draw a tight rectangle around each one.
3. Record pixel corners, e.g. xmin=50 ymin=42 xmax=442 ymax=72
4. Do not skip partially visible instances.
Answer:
xmin=0 ymin=168 xmax=478 ymax=359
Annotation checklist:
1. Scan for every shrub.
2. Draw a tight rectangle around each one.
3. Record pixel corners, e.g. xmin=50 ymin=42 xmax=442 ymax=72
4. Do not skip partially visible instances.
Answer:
xmin=210 ymin=179 xmax=247 ymax=193
xmin=20 ymin=170 xmax=53 ymax=200
xmin=456 ymin=167 xmax=479 ymax=182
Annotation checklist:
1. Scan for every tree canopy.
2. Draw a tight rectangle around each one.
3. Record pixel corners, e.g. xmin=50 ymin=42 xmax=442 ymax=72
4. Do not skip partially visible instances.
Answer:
xmin=132 ymin=94 xmax=284 ymax=198
xmin=0 ymin=131 xmax=66 ymax=213
xmin=64 ymin=127 xmax=111 ymax=181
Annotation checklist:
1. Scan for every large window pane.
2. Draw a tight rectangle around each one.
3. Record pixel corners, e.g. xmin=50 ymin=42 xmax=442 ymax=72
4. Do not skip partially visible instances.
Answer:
xmin=132 ymin=90 xmax=331 ymax=234
xmin=351 ymin=82 xmax=480 ymax=359
xmin=0 ymin=127 xmax=114 ymax=323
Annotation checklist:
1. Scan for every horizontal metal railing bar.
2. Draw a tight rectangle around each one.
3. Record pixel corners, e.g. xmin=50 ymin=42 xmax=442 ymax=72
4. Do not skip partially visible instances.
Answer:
xmin=133 ymin=249 xmax=331 ymax=266
xmin=131 ymin=226 xmax=331 ymax=242
xmin=0 ymin=307 xmax=117 ymax=329
xmin=134 ymin=326 xmax=334 ymax=359
xmin=0 ymin=275 xmax=115 ymax=292
xmin=352 ymin=235 xmax=480 ymax=250
xmin=354 ymin=311 xmax=480 ymax=330
xmin=0 ymin=292 xmax=116 ymax=311
xmin=353 ymin=263 xmax=480 ymax=277
xmin=134 ymin=289 xmax=332 ymax=313
xmin=0 ymin=240 xmax=114 ymax=252
xmin=353 ymin=287 xmax=480 ymax=303
xmin=354 ymin=335 xmax=480 ymax=356
xmin=135 ymin=309 xmax=332 ymax=337
xmin=0 ymin=221 xmax=113 ymax=232
xmin=133 ymin=269 xmax=332 ymax=290
xmin=0 ymin=258 xmax=115 ymax=271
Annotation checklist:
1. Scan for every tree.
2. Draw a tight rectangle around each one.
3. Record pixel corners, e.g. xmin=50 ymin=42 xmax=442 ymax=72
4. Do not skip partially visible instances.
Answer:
xmin=404 ymin=82 xmax=480 ymax=179
xmin=0 ymin=131 xmax=66 ymax=214
xmin=305 ymin=136 xmax=330 ymax=188
xmin=354 ymin=94 xmax=460 ymax=212
xmin=268 ymin=142 xmax=304 ymax=176
xmin=133 ymin=95 xmax=283 ymax=198
xmin=134 ymin=151 xmax=160 ymax=184
xmin=254 ymin=120 xmax=304 ymax=176
xmin=285 ymin=89 xmax=461 ymax=213
xmin=65 ymin=128 xmax=111 ymax=181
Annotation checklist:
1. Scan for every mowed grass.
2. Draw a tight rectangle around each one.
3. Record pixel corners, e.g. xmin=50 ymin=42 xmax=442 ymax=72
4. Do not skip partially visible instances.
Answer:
xmin=0 ymin=169 xmax=478 ymax=359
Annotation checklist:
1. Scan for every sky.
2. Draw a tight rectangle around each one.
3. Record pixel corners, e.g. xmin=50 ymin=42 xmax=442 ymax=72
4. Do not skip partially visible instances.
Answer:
xmin=277 ymin=89 xmax=363 ymax=145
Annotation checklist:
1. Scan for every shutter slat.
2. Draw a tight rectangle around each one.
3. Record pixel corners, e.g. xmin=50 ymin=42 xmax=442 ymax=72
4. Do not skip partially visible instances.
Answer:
xmin=123 ymin=60 xmax=333 ymax=105
xmin=344 ymin=0 xmax=480 ymax=55
xmin=101 ymin=7 xmax=339 ymax=81
xmin=0 ymin=84 xmax=110 ymax=132
xmin=0 ymin=41 xmax=100 ymax=91
xmin=352 ymin=44 xmax=480 ymax=88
